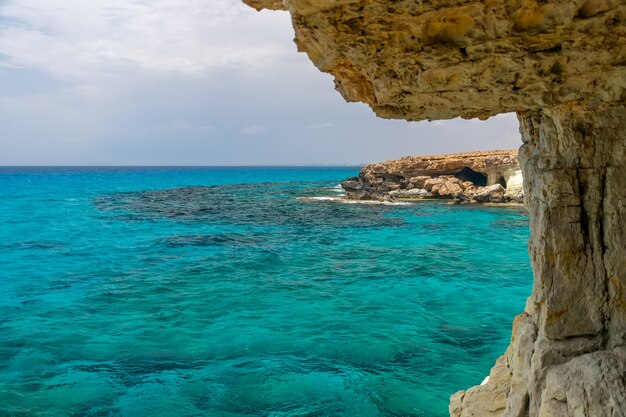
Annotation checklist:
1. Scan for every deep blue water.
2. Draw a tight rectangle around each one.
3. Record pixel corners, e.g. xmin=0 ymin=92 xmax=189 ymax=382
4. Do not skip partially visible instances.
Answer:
xmin=0 ymin=167 xmax=532 ymax=417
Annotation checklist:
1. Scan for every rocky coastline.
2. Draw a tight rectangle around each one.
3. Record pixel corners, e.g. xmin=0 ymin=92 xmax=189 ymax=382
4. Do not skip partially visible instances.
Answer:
xmin=341 ymin=150 xmax=524 ymax=204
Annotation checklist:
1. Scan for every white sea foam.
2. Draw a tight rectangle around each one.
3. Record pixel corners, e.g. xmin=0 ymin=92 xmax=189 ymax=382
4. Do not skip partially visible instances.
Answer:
xmin=301 ymin=196 xmax=341 ymax=202
xmin=298 ymin=196 xmax=412 ymax=206
xmin=330 ymin=184 xmax=345 ymax=193
xmin=345 ymin=199 xmax=413 ymax=206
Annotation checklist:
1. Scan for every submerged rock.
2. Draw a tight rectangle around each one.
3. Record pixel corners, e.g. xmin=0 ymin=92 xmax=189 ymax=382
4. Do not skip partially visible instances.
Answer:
xmin=341 ymin=150 xmax=523 ymax=204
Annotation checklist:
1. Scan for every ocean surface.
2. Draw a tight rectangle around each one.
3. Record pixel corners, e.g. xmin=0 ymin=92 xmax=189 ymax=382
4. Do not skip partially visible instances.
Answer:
xmin=0 ymin=167 xmax=532 ymax=417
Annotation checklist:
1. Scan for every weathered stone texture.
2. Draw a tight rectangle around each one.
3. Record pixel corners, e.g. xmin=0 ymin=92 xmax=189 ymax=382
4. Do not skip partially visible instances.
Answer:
xmin=341 ymin=150 xmax=524 ymax=202
xmin=242 ymin=0 xmax=284 ymax=11
xmin=451 ymin=104 xmax=626 ymax=417
xmin=520 ymin=104 xmax=626 ymax=348
xmin=246 ymin=0 xmax=625 ymax=121
xmin=363 ymin=150 xmax=519 ymax=179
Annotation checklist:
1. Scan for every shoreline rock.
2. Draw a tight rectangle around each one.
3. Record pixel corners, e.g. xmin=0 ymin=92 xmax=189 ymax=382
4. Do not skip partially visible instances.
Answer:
xmin=341 ymin=150 xmax=524 ymax=204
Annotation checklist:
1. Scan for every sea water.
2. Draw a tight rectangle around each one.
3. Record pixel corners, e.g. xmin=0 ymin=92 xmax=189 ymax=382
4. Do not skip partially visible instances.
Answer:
xmin=0 ymin=167 xmax=532 ymax=417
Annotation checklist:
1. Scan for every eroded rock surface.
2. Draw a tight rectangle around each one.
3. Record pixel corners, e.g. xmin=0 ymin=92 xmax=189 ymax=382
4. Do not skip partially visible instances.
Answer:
xmin=244 ymin=0 xmax=625 ymax=121
xmin=452 ymin=103 xmax=626 ymax=417
xmin=243 ymin=1 xmax=626 ymax=416
xmin=341 ymin=150 xmax=524 ymax=203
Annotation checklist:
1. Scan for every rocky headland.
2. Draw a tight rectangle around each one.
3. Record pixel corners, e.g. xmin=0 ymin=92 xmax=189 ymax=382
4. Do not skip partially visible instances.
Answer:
xmin=341 ymin=150 xmax=524 ymax=204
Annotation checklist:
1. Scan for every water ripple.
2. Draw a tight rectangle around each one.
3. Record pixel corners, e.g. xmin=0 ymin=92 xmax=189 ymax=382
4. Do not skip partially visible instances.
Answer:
xmin=1 ymin=169 xmax=531 ymax=417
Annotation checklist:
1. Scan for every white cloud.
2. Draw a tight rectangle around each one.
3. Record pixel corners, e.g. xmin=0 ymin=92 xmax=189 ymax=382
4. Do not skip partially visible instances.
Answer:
xmin=491 ymin=112 xmax=517 ymax=119
xmin=0 ymin=0 xmax=295 ymax=79
xmin=467 ymin=112 xmax=518 ymax=123
xmin=239 ymin=124 xmax=268 ymax=136
xmin=144 ymin=119 xmax=216 ymax=135
xmin=305 ymin=122 xmax=335 ymax=129
xmin=0 ymin=1 xmax=524 ymax=165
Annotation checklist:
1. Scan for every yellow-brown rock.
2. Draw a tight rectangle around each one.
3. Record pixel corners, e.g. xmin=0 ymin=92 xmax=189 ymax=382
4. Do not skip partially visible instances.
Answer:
xmin=363 ymin=150 xmax=518 ymax=180
xmin=242 ymin=0 xmax=284 ymax=11
xmin=244 ymin=1 xmax=626 ymax=416
xmin=246 ymin=0 xmax=625 ymax=121
xmin=341 ymin=150 xmax=524 ymax=202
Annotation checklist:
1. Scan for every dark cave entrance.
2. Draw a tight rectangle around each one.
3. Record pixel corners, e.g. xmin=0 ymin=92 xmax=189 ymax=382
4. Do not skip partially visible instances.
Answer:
xmin=497 ymin=175 xmax=507 ymax=188
xmin=456 ymin=167 xmax=487 ymax=187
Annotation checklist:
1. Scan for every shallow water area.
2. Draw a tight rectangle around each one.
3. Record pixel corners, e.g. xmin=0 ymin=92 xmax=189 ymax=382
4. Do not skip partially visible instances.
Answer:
xmin=0 ymin=167 xmax=531 ymax=417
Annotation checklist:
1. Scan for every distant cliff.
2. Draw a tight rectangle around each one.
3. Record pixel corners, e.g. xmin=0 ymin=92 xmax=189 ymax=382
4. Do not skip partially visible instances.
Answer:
xmin=341 ymin=150 xmax=523 ymax=204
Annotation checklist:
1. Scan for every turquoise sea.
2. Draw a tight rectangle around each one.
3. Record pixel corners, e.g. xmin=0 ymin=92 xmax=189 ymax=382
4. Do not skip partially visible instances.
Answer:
xmin=0 ymin=167 xmax=531 ymax=417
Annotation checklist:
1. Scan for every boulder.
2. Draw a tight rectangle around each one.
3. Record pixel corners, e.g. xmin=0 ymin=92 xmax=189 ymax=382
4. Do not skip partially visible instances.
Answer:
xmin=473 ymin=184 xmax=506 ymax=203
xmin=340 ymin=177 xmax=363 ymax=193
xmin=389 ymin=188 xmax=432 ymax=199
xmin=436 ymin=179 xmax=464 ymax=198
xmin=409 ymin=175 xmax=432 ymax=188
xmin=424 ymin=177 xmax=446 ymax=192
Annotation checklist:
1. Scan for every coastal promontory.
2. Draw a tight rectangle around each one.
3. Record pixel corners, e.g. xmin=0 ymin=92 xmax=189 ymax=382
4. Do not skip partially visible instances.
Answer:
xmin=342 ymin=150 xmax=524 ymax=203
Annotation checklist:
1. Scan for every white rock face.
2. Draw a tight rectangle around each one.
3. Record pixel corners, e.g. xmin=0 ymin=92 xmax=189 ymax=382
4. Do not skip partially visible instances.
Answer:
xmin=503 ymin=168 xmax=524 ymax=201
xmin=539 ymin=348 xmax=626 ymax=417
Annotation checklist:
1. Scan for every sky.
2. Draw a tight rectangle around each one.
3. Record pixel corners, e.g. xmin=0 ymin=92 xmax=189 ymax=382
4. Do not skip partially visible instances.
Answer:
xmin=0 ymin=0 xmax=522 ymax=166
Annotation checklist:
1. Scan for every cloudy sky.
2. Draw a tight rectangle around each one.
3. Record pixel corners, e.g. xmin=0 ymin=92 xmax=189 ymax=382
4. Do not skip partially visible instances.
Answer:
xmin=0 ymin=0 xmax=522 ymax=165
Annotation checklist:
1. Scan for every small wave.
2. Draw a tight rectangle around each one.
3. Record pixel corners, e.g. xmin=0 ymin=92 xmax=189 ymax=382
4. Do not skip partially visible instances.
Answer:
xmin=342 ymin=199 xmax=413 ymax=206
xmin=2 ymin=241 xmax=67 ymax=251
xmin=298 ymin=196 xmax=412 ymax=206
xmin=301 ymin=196 xmax=343 ymax=202
xmin=330 ymin=184 xmax=345 ymax=193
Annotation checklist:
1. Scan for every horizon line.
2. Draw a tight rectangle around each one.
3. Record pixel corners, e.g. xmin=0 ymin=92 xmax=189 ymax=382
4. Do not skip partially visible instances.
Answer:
xmin=0 ymin=164 xmax=366 ymax=168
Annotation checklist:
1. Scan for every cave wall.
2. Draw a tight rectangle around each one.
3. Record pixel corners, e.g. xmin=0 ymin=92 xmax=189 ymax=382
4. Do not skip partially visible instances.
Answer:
xmin=452 ymin=103 xmax=626 ymax=417
xmin=517 ymin=102 xmax=626 ymax=416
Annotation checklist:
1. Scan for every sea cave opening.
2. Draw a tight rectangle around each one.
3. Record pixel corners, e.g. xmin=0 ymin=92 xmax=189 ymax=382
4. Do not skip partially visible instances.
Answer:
xmin=456 ymin=167 xmax=487 ymax=187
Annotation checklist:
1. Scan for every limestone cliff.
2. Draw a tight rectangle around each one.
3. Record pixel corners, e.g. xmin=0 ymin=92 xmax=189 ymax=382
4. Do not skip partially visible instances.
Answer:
xmin=244 ymin=0 xmax=625 ymax=121
xmin=243 ymin=1 xmax=626 ymax=416
xmin=342 ymin=150 xmax=524 ymax=203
